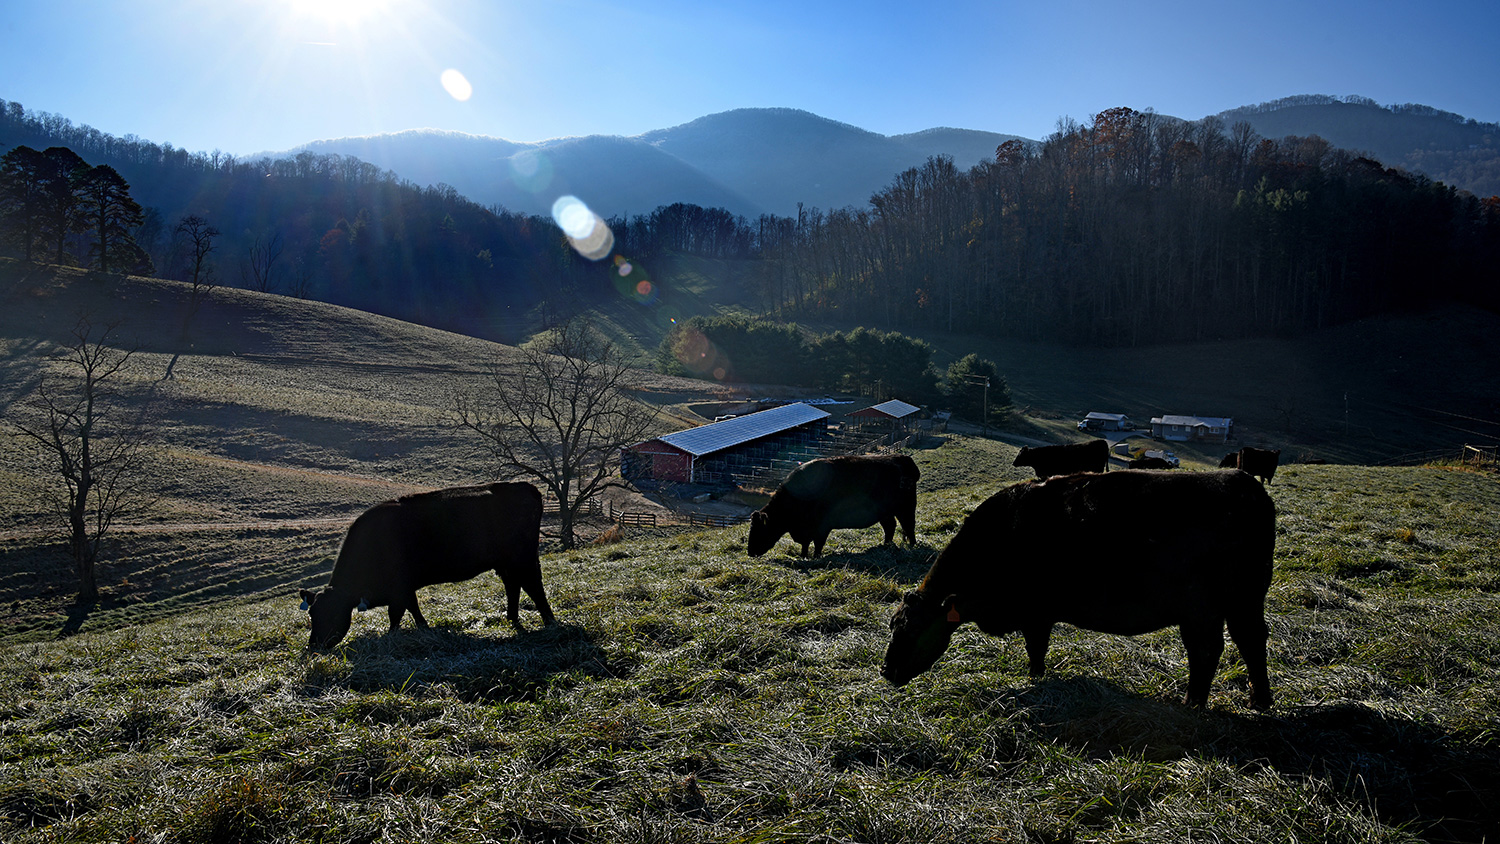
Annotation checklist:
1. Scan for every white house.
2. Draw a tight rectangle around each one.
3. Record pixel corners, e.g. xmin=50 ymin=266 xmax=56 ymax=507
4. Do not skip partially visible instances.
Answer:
xmin=1149 ymin=415 xmax=1234 ymax=443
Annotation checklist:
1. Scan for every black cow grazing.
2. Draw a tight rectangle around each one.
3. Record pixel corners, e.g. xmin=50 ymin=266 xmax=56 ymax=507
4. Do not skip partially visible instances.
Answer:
xmin=1218 ymin=452 xmax=1240 ymax=468
xmin=882 ymin=469 xmax=1276 ymax=709
xmin=1013 ymin=439 xmax=1109 ymax=478
xmin=1129 ymin=456 xmax=1174 ymax=470
xmin=748 ymin=454 xmax=919 ymax=558
xmin=1235 ymin=447 xmax=1282 ymax=484
xmin=298 ymin=482 xmax=555 ymax=648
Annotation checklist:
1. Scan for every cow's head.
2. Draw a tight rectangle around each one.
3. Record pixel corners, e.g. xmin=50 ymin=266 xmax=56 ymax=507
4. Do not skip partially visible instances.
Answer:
xmin=299 ymin=587 xmax=355 ymax=649
xmin=746 ymin=510 xmax=785 ymax=557
xmin=881 ymin=589 xmax=962 ymax=686
xmin=1012 ymin=447 xmax=1033 ymax=468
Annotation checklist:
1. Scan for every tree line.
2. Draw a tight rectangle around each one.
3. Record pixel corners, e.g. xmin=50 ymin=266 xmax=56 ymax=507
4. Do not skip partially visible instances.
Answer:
xmin=0 ymin=145 xmax=151 ymax=274
xmin=753 ymin=108 xmax=1500 ymax=345
xmin=552 ymin=108 xmax=1500 ymax=347
xmin=0 ymin=98 xmax=593 ymax=341
xmin=656 ymin=315 xmax=1010 ymax=417
xmin=6 ymin=97 xmax=1497 ymax=349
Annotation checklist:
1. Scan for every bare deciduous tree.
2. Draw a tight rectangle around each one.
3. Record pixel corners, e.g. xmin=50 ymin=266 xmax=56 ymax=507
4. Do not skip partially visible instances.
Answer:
xmin=452 ymin=318 xmax=656 ymax=550
xmin=242 ymin=230 xmax=283 ymax=293
xmin=11 ymin=315 xmax=155 ymax=603
xmin=175 ymin=214 xmax=219 ymax=301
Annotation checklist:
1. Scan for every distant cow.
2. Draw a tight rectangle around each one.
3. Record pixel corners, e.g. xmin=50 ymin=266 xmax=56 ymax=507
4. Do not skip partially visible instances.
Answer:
xmin=1236 ymin=447 xmax=1281 ymax=484
xmin=1013 ymin=439 xmax=1109 ymax=478
xmin=1220 ymin=447 xmax=1281 ymax=483
xmin=1128 ymin=456 xmax=1174 ymax=470
xmin=882 ymin=469 xmax=1276 ymax=709
xmin=748 ymin=454 xmax=919 ymax=558
xmin=298 ymin=482 xmax=555 ymax=648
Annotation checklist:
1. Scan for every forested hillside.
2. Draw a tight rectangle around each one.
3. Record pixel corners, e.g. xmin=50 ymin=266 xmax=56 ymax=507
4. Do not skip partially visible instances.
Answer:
xmin=1220 ymin=94 xmax=1500 ymax=199
xmin=3 ymin=98 xmax=1497 ymax=351
xmin=0 ymin=99 xmax=589 ymax=342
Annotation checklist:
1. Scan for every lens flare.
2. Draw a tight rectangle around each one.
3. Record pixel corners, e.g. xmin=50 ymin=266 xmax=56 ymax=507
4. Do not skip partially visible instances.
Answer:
xmin=551 ymin=196 xmax=613 ymax=260
xmin=440 ymin=69 xmax=473 ymax=101
xmin=509 ymin=149 xmax=553 ymax=193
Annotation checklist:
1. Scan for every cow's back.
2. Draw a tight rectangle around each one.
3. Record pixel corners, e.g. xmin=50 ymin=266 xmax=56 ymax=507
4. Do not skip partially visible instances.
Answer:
xmin=938 ymin=470 xmax=1273 ymax=630
xmin=333 ymin=483 xmax=541 ymax=596
xmin=778 ymin=454 xmax=916 ymax=509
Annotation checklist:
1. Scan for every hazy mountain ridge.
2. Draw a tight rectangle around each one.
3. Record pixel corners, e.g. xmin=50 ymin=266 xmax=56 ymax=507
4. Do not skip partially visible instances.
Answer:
xmin=1218 ymin=96 xmax=1500 ymax=197
xmin=288 ymin=99 xmax=1497 ymax=221
xmin=291 ymin=108 xmax=1025 ymax=219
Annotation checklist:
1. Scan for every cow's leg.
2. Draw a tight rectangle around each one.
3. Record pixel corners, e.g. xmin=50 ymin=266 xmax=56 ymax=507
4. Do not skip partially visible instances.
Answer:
xmin=811 ymin=534 xmax=828 ymax=557
xmin=1022 ymin=625 xmax=1052 ymax=677
xmin=388 ymin=604 xmax=406 ymax=630
xmin=503 ymin=577 xmax=524 ymax=631
xmin=898 ymin=509 xmax=917 ymax=546
xmin=879 ymin=516 xmax=896 ymax=545
xmin=1179 ymin=620 xmax=1225 ymax=707
xmin=406 ymin=596 xmax=428 ymax=629
xmin=1226 ymin=609 xmax=1273 ymax=710
xmin=522 ymin=575 xmax=556 ymax=626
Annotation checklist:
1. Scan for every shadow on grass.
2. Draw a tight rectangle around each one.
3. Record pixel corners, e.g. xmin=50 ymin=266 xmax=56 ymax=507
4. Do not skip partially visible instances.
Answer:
xmin=316 ymin=621 xmax=618 ymax=704
xmin=1014 ymin=675 xmax=1498 ymax=844
xmin=58 ymin=597 xmax=97 ymax=638
xmin=784 ymin=542 xmax=936 ymax=583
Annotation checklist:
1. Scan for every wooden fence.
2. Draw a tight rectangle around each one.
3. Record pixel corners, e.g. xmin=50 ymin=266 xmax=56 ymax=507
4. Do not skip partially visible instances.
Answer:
xmin=688 ymin=512 xmax=751 ymax=528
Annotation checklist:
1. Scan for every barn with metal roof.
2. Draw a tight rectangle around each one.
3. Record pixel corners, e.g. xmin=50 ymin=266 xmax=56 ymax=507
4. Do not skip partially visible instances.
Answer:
xmin=623 ymin=402 xmax=832 ymax=485
xmin=847 ymin=398 xmax=922 ymax=443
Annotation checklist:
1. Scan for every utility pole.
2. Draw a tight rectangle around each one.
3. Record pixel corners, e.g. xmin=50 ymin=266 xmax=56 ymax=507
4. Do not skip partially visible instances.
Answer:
xmin=961 ymin=375 xmax=990 ymax=438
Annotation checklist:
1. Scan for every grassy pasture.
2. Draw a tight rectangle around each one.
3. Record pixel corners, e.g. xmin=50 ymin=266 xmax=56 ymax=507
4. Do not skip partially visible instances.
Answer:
xmin=1 ymin=263 xmax=1498 ymax=841
xmin=0 ymin=462 xmax=1497 ymax=842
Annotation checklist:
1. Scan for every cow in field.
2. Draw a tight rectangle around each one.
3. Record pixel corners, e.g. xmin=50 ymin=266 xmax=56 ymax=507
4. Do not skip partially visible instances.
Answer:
xmin=881 ymin=469 xmax=1276 ymax=709
xmin=299 ymin=482 xmax=555 ymax=648
xmin=1235 ymin=447 xmax=1281 ymax=484
xmin=1219 ymin=447 xmax=1281 ymax=483
xmin=748 ymin=454 xmax=919 ymax=558
xmin=1129 ymin=456 xmax=1174 ymax=470
xmin=1013 ymin=439 xmax=1108 ymax=478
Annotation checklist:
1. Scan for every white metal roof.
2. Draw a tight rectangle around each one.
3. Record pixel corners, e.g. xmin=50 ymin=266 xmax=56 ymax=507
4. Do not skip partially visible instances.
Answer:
xmin=863 ymin=399 xmax=921 ymax=419
xmin=655 ymin=402 xmax=831 ymax=457
xmin=1152 ymin=415 xmax=1233 ymax=427
xmin=1084 ymin=411 xmax=1130 ymax=422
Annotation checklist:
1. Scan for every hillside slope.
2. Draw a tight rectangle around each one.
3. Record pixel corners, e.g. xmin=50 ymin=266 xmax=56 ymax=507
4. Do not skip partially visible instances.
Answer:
xmin=0 ymin=459 xmax=1496 ymax=842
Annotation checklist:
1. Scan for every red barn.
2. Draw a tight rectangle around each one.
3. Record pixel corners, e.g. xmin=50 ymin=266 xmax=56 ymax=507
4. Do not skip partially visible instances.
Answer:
xmin=623 ymin=402 xmax=832 ymax=485
xmin=847 ymin=398 xmax=921 ymax=443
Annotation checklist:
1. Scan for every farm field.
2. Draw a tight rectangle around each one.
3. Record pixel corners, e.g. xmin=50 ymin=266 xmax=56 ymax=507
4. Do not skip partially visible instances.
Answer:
xmin=1 ymin=264 xmax=1498 ymax=841
xmin=0 ymin=461 xmax=1497 ymax=842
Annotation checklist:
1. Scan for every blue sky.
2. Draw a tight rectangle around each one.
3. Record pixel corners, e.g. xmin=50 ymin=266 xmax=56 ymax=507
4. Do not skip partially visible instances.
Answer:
xmin=2 ymin=0 xmax=1496 ymax=157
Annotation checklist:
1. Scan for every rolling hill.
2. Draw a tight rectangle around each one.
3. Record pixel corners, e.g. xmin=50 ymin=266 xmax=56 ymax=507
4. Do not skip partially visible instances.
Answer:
xmin=1218 ymin=96 xmax=1500 ymax=198
xmin=0 ymin=261 xmax=1496 ymax=842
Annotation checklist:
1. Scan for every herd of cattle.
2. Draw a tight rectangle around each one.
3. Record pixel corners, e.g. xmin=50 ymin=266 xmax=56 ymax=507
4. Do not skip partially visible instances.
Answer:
xmin=299 ymin=444 xmax=1282 ymax=709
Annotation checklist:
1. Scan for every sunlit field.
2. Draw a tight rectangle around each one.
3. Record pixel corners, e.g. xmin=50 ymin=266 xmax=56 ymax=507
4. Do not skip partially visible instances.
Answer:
xmin=1 ymin=266 xmax=1497 ymax=842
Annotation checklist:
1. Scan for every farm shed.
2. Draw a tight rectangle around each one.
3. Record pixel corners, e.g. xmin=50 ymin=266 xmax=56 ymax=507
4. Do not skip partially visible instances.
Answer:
xmin=1078 ymin=411 xmax=1133 ymax=432
xmin=847 ymin=398 xmax=921 ymax=442
xmin=622 ymin=402 xmax=832 ymax=485
xmin=1150 ymin=415 xmax=1234 ymax=443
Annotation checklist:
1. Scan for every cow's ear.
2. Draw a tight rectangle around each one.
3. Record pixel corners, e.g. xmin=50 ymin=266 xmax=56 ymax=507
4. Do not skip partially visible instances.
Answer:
xmin=752 ymin=511 xmax=767 ymax=526
xmin=943 ymin=595 xmax=962 ymax=624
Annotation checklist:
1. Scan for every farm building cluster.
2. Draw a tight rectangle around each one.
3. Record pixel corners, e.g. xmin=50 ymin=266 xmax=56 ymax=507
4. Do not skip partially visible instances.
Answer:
xmin=1079 ymin=411 xmax=1235 ymax=444
xmin=622 ymin=399 xmax=924 ymax=489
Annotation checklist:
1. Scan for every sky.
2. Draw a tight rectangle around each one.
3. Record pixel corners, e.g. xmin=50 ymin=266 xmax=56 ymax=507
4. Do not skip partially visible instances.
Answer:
xmin=2 ymin=0 xmax=1496 ymax=158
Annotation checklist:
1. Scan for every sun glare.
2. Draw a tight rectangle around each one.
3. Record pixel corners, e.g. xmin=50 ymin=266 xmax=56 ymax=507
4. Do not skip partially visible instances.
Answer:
xmin=287 ymin=0 xmax=390 ymax=25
